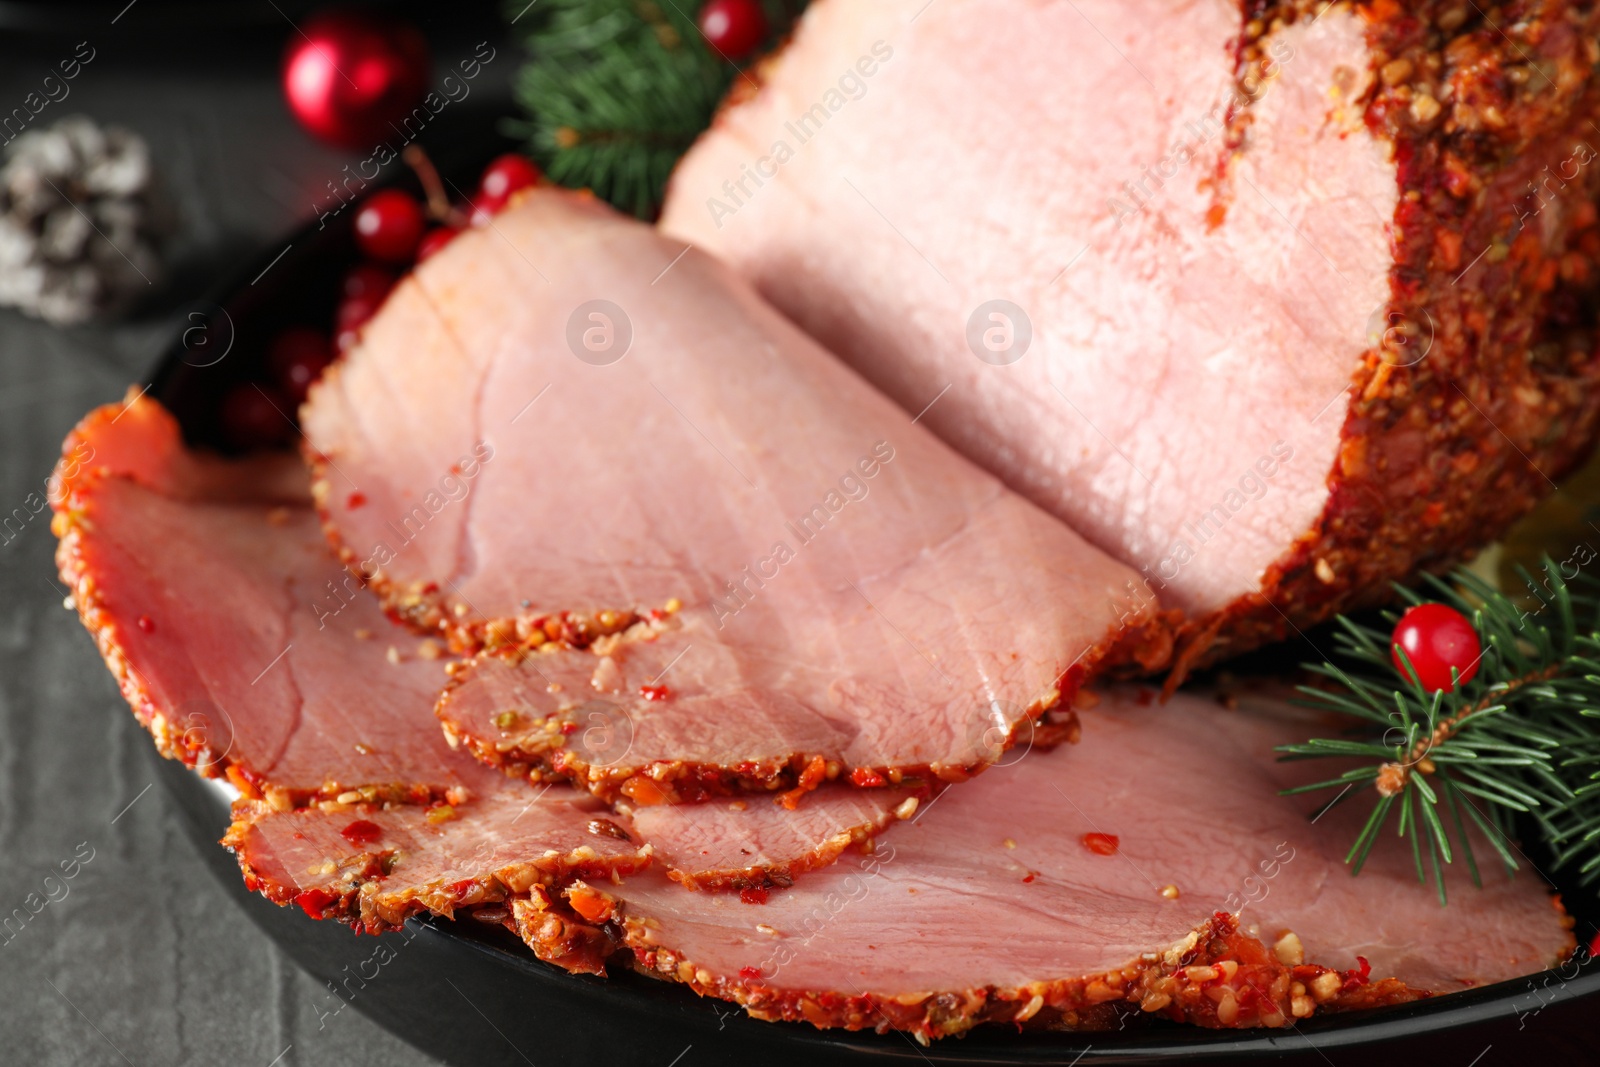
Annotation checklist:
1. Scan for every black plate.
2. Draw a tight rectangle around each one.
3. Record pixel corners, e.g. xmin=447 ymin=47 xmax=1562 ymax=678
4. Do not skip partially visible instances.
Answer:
xmin=146 ymin=140 xmax=1600 ymax=1066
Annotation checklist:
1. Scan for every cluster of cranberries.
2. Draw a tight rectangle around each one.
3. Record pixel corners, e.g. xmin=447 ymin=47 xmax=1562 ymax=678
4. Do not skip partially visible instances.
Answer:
xmin=221 ymin=154 xmax=542 ymax=450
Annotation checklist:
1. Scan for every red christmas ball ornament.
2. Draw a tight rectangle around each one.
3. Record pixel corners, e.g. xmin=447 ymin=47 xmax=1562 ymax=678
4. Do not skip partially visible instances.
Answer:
xmin=267 ymin=327 xmax=333 ymax=404
xmin=1390 ymin=603 xmax=1481 ymax=692
xmin=353 ymin=189 xmax=425 ymax=263
xmin=282 ymin=10 xmax=431 ymax=150
xmin=698 ymin=0 xmax=767 ymax=60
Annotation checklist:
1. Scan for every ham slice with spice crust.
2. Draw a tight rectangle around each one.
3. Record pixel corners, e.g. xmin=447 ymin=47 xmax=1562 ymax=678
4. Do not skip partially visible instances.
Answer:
xmin=230 ymin=787 xmax=651 ymax=929
xmin=51 ymin=394 xmax=911 ymax=899
xmin=51 ymin=393 xmax=496 ymax=807
xmin=661 ymin=0 xmax=1600 ymax=673
xmin=435 ymin=609 xmax=1082 ymax=803
xmin=302 ymin=188 xmax=1170 ymax=801
xmin=232 ymin=778 xmax=909 ymax=932
xmin=514 ymin=689 xmax=1573 ymax=1039
xmin=626 ymin=782 xmax=910 ymax=891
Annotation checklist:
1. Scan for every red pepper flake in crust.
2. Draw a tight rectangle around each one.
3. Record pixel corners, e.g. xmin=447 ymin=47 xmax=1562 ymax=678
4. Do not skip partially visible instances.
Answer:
xmin=505 ymin=689 xmax=1572 ymax=1040
xmin=660 ymin=0 xmax=1600 ymax=682
xmin=1081 ymin=832 xmax=1120 ymax=856
xmin=776 ymin=755 xmax=828 ymax=811
xmin=303 ymin=188 xmax=1174 ymax=797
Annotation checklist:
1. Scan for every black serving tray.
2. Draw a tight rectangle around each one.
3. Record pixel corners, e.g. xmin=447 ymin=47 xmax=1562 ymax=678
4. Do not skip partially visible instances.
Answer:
xmin=146 ymin=138 xmax=1600 ymax=1067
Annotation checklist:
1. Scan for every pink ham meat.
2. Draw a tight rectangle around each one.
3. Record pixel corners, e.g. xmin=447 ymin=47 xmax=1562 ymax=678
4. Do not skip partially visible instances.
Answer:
xmin=661 ymin=0 xmax=1600 ymax=672
xmin=52 ymin=395 xmax=903 ymax=897
xmin=303 ymin=188 xmax=1171 ymax=800
xmin=516 ymin=689 xmax=1573 ymax=1038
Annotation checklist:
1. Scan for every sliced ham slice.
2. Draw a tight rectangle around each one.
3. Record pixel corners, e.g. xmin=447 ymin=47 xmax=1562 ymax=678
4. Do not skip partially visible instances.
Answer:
xmin=232 ymin=778 xmax=908 ymax=933
xmin=515 ymin=689 xmax=1573 ymax=1038
xmin=627 ymin=783 xmax=908 ymax=891
xmin=435 ymin=613 xmax=1080 ymax=801
xmin=52 ymin=395 xmax=916 ymax=895
xmin=228 ymin=789 xmax=651 ymax=931
xmin=660 ymin=0 xmax=1600 ymax=671
xmin=303 ymin=188 xmax=1170 ymax=797
xmin=53 ymin=395 xmax=496 ymax=806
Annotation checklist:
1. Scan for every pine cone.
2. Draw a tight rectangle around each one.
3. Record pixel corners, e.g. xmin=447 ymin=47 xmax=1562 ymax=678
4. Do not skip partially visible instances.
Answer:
xmin=0 ymin=115 xmax=167 ymax=325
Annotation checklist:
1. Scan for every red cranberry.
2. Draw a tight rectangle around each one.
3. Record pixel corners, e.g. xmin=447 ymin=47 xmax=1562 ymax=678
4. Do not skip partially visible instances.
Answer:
xmin=416 ymin=227 xmax=458 ymax=261
xmin=267 ymin=327 xmax=332 ymax=403
xmin=1390 ymin=603 xmax=1482 ymax=692
xmin=353 ymin=189 xmax=424 ymax=263
xmin=337 ymin=291 xmax=386 ymax=331
xmin=475 ymin=154 xmax=541 ymax=215
xmin=341 ymin=263 xmax=395 ymax=301
xmin=220 ymin=383 xmax=293 ymax=451
xmin=698 ymin=0 xmax=767 ymax=59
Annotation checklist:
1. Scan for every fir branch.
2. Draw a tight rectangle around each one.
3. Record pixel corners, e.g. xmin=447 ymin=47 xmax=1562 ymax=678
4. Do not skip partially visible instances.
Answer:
xmin=505 ymin=0 xmax=805 ymax=218
xmin=1370 ymin=662 xmax=1562 ymax=799
xmin=1278 ymin=560 xmax=1600 ymax=903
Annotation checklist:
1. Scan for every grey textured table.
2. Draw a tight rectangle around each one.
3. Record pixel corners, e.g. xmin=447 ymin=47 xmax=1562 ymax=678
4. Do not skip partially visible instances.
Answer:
xmin=0 ymin=10 xmax=509 ymax=1065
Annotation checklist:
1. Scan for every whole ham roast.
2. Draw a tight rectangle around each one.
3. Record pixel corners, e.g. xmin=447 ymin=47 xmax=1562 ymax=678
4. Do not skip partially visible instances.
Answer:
xmin=662 ymin=0 xmax=1600 ymax=673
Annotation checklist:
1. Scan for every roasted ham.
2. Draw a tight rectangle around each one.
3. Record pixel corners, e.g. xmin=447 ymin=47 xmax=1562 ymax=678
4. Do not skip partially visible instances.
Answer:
xmin=661 ymin=0 xmax=1600 ymax=671
xmin=303 ymin=188 xmax=1170 ymax=799
xmin=51 ymin=395 xmax=497 ymax=807
xmin=516 ymin=689 xmax=1574 ymax=1038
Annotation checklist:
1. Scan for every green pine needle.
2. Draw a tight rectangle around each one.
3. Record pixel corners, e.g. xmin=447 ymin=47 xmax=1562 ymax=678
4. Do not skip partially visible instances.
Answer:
xmin=1279 ymin=558 xmax=1600 ymax=903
